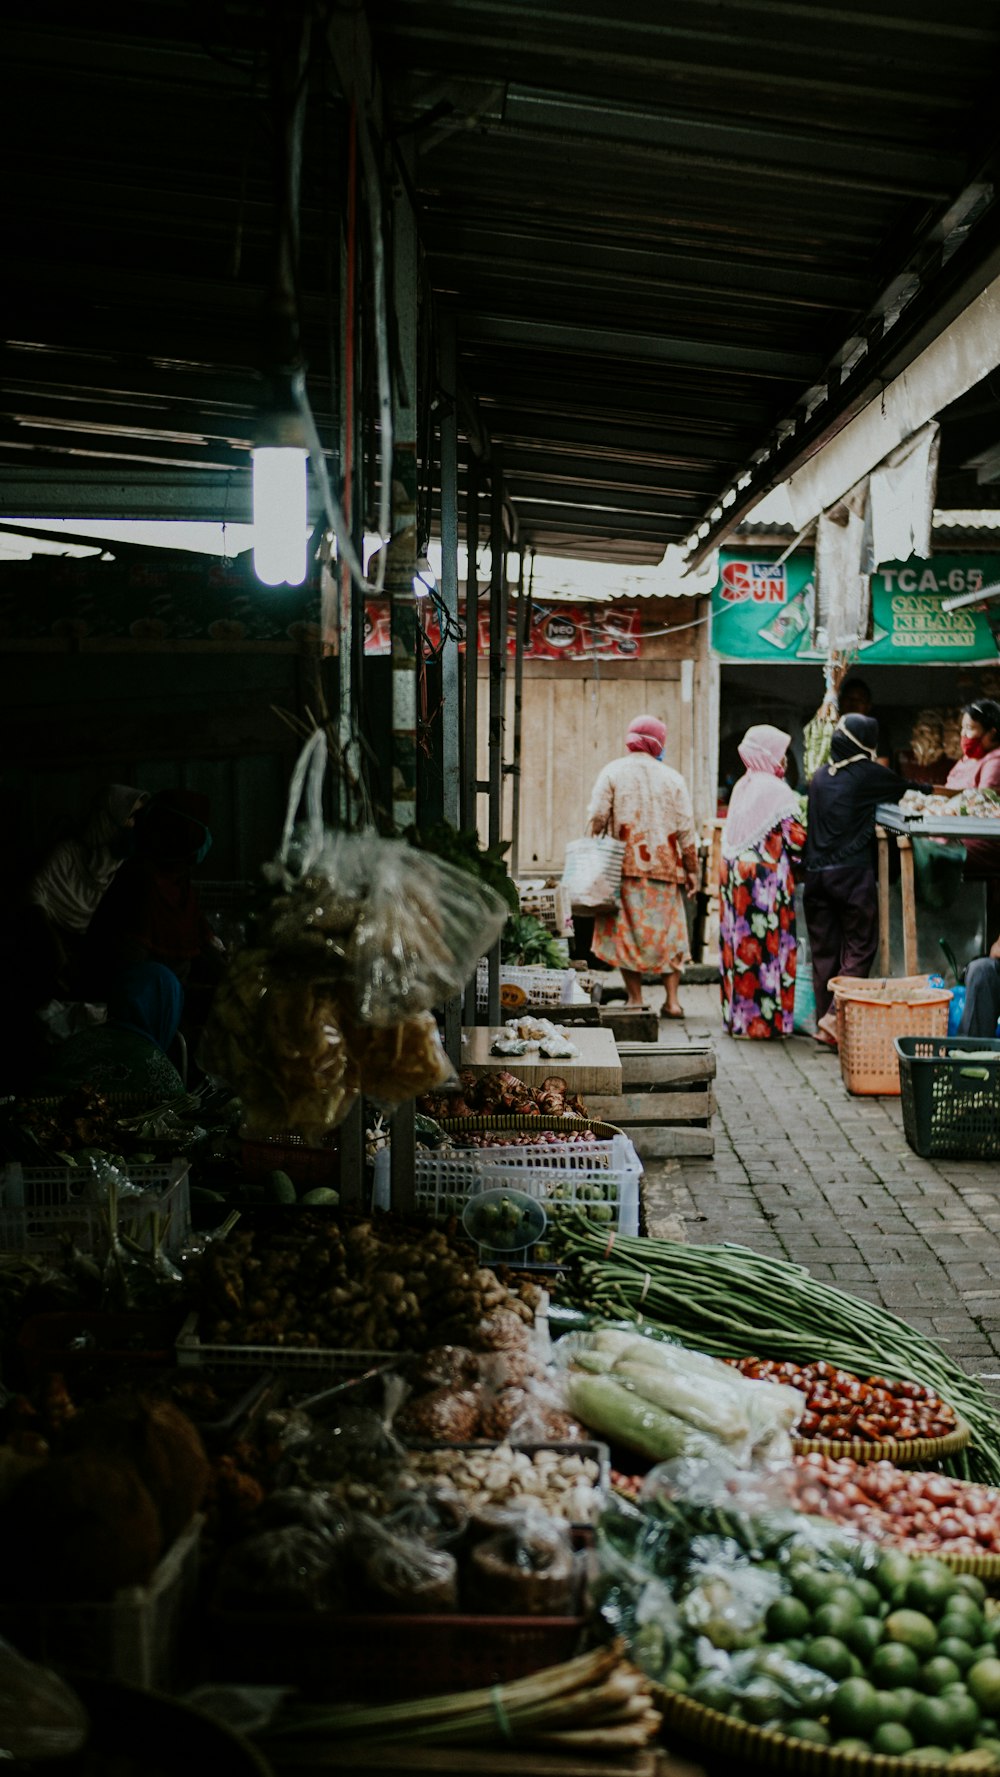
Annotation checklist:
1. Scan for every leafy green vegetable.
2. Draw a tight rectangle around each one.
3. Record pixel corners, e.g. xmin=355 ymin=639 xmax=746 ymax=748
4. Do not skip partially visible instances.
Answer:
xmin=502 ymin=912 xmax=567 ymax=969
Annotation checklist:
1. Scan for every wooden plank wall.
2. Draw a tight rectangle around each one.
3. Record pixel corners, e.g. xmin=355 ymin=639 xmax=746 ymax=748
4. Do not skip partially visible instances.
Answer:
xmin=477 ymin=597 xmax=717 ymax=874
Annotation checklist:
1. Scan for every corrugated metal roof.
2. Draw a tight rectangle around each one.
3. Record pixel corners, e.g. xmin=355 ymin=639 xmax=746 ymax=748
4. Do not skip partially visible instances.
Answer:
xmin=5 ymin=2 xmax=1000 ymax=564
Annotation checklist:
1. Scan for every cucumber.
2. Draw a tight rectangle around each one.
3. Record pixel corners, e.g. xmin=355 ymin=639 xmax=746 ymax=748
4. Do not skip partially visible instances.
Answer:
xmin=267 ymin=1170 xmax=298 ymax=1204
xmin=299 ymin=1187 xmax=340 ymax=1207
xmin=190 ymin=1186 xmax=227 ymax=1207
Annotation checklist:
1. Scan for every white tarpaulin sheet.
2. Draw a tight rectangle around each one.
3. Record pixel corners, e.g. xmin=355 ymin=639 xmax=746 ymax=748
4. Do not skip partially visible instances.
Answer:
xmin=816 ymin=485 xmax=869 ymax=649
xmin=785 ymin=273 xmax=1000 ymax=531
xmin=868 ymin=422 xmax=939 ymax=567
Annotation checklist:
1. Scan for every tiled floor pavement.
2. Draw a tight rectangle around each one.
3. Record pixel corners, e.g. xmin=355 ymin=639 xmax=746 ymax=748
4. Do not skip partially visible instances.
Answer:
xmin=639 ymin=983 xmax=1000 ymax=1396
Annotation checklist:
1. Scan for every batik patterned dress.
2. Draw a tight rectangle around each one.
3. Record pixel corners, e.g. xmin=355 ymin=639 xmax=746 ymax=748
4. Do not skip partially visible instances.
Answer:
xmin=587 ymin=752 xmax=698 ymax=975
xmin=719 ymin=815 xmax=806 ymax=1038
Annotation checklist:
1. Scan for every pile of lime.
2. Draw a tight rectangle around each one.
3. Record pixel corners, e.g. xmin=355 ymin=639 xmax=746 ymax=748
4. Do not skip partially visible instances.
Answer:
xmin=675 ymin=1550 xmax=1000 ymax=1764
xmin=545 ymin=1180 xmax=614 ymax=1225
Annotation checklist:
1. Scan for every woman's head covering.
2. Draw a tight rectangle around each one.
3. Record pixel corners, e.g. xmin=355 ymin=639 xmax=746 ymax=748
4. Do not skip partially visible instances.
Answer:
xmin=828 ymin=713 xmax=879 ymax=774
xmin=82 ymin=785 xmax=147 ymax=850
xmin=722 ymin=725 xmax=800 ymax=859
xmin=108 ymin=962 xmax=183 ymax=1054
xmin=737 ymin=724 xmax=790 ymax=777
xmin=625 ymin=715 xmax=666 ymax=758
xmin=28 ymin=784 xmax=148 ymax=933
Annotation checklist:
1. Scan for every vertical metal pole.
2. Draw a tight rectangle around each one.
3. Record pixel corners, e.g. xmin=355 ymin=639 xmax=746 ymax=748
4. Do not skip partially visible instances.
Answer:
xmin=389 ymin=149 xmax=417 ymax=1213
xmin=439 ymin=318 xmax=461 ymax=829
xmin=335 ymin=113 xmax=365 ymax=1211
xmin=486 ymin=447 xmax=508 ymax=1026
xmin=463 ymin=460 xmax=480 ymax=835
xmin=439 ymin=313 xmax=463 ymax=1067
xmin=509 ymin=549 xmax=529 ymax=881
xmin=462 ymin=459 xmax=481 ymax=1026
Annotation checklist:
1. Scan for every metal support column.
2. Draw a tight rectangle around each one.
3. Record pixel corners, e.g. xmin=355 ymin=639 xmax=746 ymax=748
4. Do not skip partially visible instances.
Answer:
xmin=388 ymin=147 xmax=418 ymax=1213
xmin=509 ymin=550 xmax=529 ymax=881
xmin=486 ymin=448 xmax=508 ymax=1026
xmin=462 ymin=458 xmax=481 ymax=1025
xmin=439 ymin=312 xmax=463 ymax=1067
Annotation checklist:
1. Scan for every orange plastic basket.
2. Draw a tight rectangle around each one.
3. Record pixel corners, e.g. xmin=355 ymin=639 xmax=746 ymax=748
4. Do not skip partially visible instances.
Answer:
xmin=829 ymin=974 xmax=951 ymax=1096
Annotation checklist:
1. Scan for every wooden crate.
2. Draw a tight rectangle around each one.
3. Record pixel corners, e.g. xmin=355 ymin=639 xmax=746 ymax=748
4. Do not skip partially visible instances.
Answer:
xmin=587 ymin=1042 xmax=716 ymax=1159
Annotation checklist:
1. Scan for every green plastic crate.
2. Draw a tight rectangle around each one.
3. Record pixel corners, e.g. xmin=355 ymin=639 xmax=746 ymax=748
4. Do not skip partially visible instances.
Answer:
xmin=896 ymin=1034 xmax=1000 ymax=1159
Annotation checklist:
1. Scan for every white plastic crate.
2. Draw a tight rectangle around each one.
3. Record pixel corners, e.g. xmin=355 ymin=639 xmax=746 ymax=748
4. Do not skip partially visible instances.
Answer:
xmin=176 ymin=1311 xmax=399 ymax=1373
xmin=0 ymin=1159 xmax=191 ymax=1256
xmin=0 ymin=1515 xmax=202 ymax=1691
xmin=474 ymin=960 xmax=580 ymax=1012
xmin=373 ymin=1136 xmax=640 ymax=1260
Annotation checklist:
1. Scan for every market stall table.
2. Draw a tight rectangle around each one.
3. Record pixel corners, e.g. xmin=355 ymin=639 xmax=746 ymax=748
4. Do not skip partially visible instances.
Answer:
xmin=460 ymin=1026 xmax=623 ymax=1096
xmin=875 ymin=801 xmax=1000 ymax=975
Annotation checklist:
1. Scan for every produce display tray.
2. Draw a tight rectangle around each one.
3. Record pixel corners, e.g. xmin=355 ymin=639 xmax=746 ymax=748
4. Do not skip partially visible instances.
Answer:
xmin=659 ymin=1686 xmax=941 ymax=1776
xmin=876 ymin=801 xmax=1000 ymax=840
xmin=0 ymin=1158 xmax=191 ymax=1256
xmin=460 ymin=1025 xmax=623 ymax=1095
xmin=401 ymin=1439 xmax=611 ymax=1527
xmin=792 ymin=1416 xmax=970 ymax=1467
xmin=372 ymin=1141 xmax=639 ymax=1261
xmin=175 ymin=1312 xmax=402 ymax=1375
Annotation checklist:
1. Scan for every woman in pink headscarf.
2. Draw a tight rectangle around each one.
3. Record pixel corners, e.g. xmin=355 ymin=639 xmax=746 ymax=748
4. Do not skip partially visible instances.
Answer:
xmin=719 ymin=724 xmax=806 ymax=1039
xmin=586 ymin=715 xmax=698 ymax=1017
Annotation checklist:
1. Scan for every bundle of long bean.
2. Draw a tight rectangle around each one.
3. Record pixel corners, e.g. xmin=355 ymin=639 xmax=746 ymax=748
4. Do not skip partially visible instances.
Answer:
xmin=260 ymin=1642 xmax=660 ymax=1759
xmin=557 ymin=1215 xmax=1000 ymax=1485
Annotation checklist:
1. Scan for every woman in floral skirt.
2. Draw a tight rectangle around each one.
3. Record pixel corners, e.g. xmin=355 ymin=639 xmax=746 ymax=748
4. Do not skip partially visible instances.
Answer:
xmin=719 ymin=725 xmax=805 ymax=1039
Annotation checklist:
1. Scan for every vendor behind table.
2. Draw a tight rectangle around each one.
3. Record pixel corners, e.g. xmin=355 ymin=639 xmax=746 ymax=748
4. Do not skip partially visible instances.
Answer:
xmin=947 ymin=699 xmax=1000 ymax=933
xmin=803 ymin=713 xmax=926 ymax=1046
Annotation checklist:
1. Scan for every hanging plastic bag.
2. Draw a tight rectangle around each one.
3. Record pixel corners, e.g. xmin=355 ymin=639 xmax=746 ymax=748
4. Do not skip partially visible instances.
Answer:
xmin=0 ymin=1641 xmax=89 ymax=1763
xmin=202 ymin=733 xmax=505 ymax=1134
xmin=561 ymin=835 xmax=626 ymax=914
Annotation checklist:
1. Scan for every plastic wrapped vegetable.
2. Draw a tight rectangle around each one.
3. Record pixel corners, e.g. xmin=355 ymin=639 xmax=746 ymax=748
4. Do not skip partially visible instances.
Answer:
xmin=565 ymin=1371 xmax=713 ymax=1463
xmin=264 ymin=733 xmax=508 ymax=1026
xmin=558 ymin=1327 xmax=804 ymax=1465
xmin=0 ymin=1643 xmax=89 ymax=1763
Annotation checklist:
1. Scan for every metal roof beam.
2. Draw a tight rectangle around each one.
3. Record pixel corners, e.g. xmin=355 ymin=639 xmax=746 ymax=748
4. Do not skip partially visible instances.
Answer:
xmin=506 ymin=501 xmax=682 ymax=539
xmin=466 ymin=450 xmax=722 ymax=498
xmin=500 ymin=89 xmax=960 ymax=198
xmin=478 ymin=408 xmax=749 ymax=467
xmin=429 ymin=224 xmax=871 ymax=310
xmin=463 ymin=315 xmax=820 ymax=380
xmin=0 ymin=464 xmax=259 ymax=522
xmin=502 ymin=480 xmax=704 ymax=521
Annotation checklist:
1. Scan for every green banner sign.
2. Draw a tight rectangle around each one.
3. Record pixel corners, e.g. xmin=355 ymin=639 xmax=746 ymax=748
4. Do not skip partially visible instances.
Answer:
xmin=711 ymin=550 xmax=1000 ymax=663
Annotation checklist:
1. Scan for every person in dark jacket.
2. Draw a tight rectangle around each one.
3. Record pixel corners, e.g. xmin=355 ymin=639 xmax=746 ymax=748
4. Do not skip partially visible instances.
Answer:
xmin=803 ymin=713 xmax=921 ymax=1046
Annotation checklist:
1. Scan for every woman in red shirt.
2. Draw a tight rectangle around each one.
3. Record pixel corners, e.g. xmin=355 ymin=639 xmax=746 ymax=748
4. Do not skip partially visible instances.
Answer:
xmin=946 ymin=699 xmax=1000 ymax=931
xmin=945 ymin=699 xmax=1000 ymax=792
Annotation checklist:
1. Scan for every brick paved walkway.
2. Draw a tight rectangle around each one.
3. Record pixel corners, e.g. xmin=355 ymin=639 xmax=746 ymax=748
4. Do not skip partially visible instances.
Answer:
xmin=640 ymin=983 xmax=1000 ymax=1395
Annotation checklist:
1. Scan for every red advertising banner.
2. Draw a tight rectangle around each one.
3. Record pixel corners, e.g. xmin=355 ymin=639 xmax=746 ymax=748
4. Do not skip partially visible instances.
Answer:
xmin=363 ymin=600 xmax=641 ymax=659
